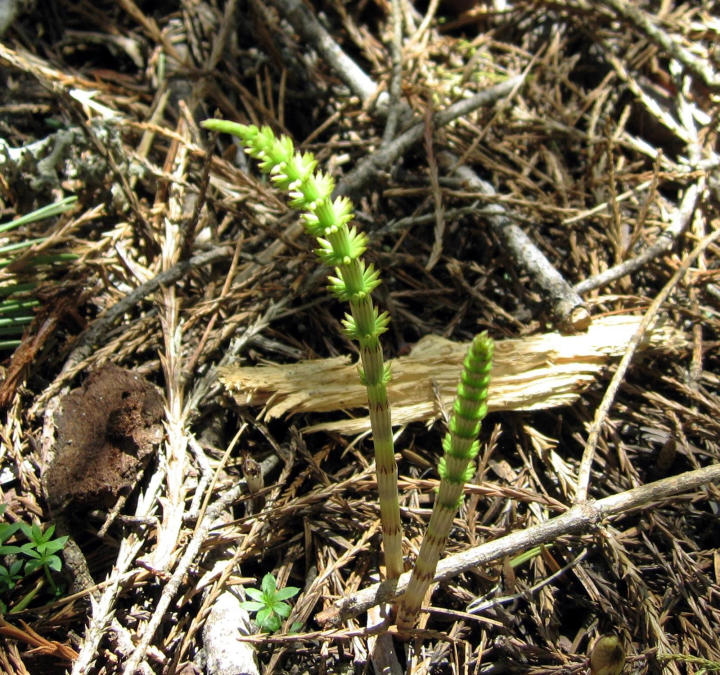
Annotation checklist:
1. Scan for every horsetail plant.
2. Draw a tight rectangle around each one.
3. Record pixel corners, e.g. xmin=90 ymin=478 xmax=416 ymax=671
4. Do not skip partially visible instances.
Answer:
xmin=396 ymin=332 xmax=493 ymax=631
xmin=202 ymin=120 xmax=405 ymax=581
xmin=203 ymin=121 xmax=495 ymax=630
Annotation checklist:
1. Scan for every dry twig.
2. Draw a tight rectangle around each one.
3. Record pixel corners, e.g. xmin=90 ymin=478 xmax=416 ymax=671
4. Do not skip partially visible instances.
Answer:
xmin=318 ymin=463 xmax=720 ymax=625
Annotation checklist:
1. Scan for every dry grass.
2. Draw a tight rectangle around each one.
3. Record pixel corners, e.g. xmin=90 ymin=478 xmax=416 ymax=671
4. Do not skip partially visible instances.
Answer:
xmin=0 ymin=0 xmax=719 ymax=673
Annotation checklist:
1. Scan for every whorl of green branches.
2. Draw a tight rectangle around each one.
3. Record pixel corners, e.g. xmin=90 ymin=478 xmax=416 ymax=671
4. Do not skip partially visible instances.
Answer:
xmin=202 ymin=120 xmax=404 ymax=580
xmin=203 ymin=121 xmax=495 ymax=628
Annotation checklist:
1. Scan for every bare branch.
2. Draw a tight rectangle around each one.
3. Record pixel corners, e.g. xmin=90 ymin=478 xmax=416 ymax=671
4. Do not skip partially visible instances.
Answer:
xmin=317 ymin=463 xmax=720 ymax=626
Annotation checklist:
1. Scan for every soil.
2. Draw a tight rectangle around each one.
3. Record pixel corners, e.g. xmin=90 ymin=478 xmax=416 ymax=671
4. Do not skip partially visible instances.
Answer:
xmin=0 ymin=1 xmax=718 ymax=674
xmin=44 ymin=364 xmax=164 ymax=511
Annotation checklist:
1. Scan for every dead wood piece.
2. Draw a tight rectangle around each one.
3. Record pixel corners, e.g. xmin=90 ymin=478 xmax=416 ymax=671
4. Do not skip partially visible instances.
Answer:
xmin=219 ymin=314 xmax=685 ymax=435
xmin=203 ymin=588 xmax=259 ymax=675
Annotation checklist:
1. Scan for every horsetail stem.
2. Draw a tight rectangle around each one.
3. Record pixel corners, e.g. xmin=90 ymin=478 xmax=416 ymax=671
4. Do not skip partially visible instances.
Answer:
xmin=201 ymin=120 xmax=404 ymax=580
xmin=397 ymin=332 xmax=493 ymax=631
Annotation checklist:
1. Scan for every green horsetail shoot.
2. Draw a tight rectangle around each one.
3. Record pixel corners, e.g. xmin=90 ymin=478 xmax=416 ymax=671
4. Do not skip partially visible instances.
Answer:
xmin=202 ymin=120 xmax=404 ymax=581
xmin=397 ymin=332 xmax=493 ymax=631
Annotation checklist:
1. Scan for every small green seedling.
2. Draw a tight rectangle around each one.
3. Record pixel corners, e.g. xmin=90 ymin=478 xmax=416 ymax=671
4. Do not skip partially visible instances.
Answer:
xmin=0 ymin=505 xmax=21 ymax=547
xmin=0 ymin=506 xmax=23 ymax=595
xmin=0 ymin=558 xmax=24 ymax=595
xmin=0 ymin=506 xmax=69 ymax=613
xmin=17 ymin=522 xmax=68 ymax=597
xmin=239 ymin=573 xmax=300 ymax=633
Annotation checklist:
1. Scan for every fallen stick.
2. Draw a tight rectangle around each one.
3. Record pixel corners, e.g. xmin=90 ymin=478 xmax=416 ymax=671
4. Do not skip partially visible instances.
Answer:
xmin=316 ymin=462 xmax=720 ymax=626
xmin=219 ymin=314 xmax=685 ymax=435
xmin=443 ymin=154 xmax=590 ymax=330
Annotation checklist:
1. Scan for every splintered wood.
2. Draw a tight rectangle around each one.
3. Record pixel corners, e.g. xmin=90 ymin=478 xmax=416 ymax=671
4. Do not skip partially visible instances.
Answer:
xmin=219 ymin=315 xmax=685 ymax=435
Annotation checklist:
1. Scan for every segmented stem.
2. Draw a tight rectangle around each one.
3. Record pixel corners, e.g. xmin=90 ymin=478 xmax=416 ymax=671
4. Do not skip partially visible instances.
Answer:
xmin=396 ymin=332 xmax=493 ymax=631
xmin=201 ymin=120 xmax=404 ymax=580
